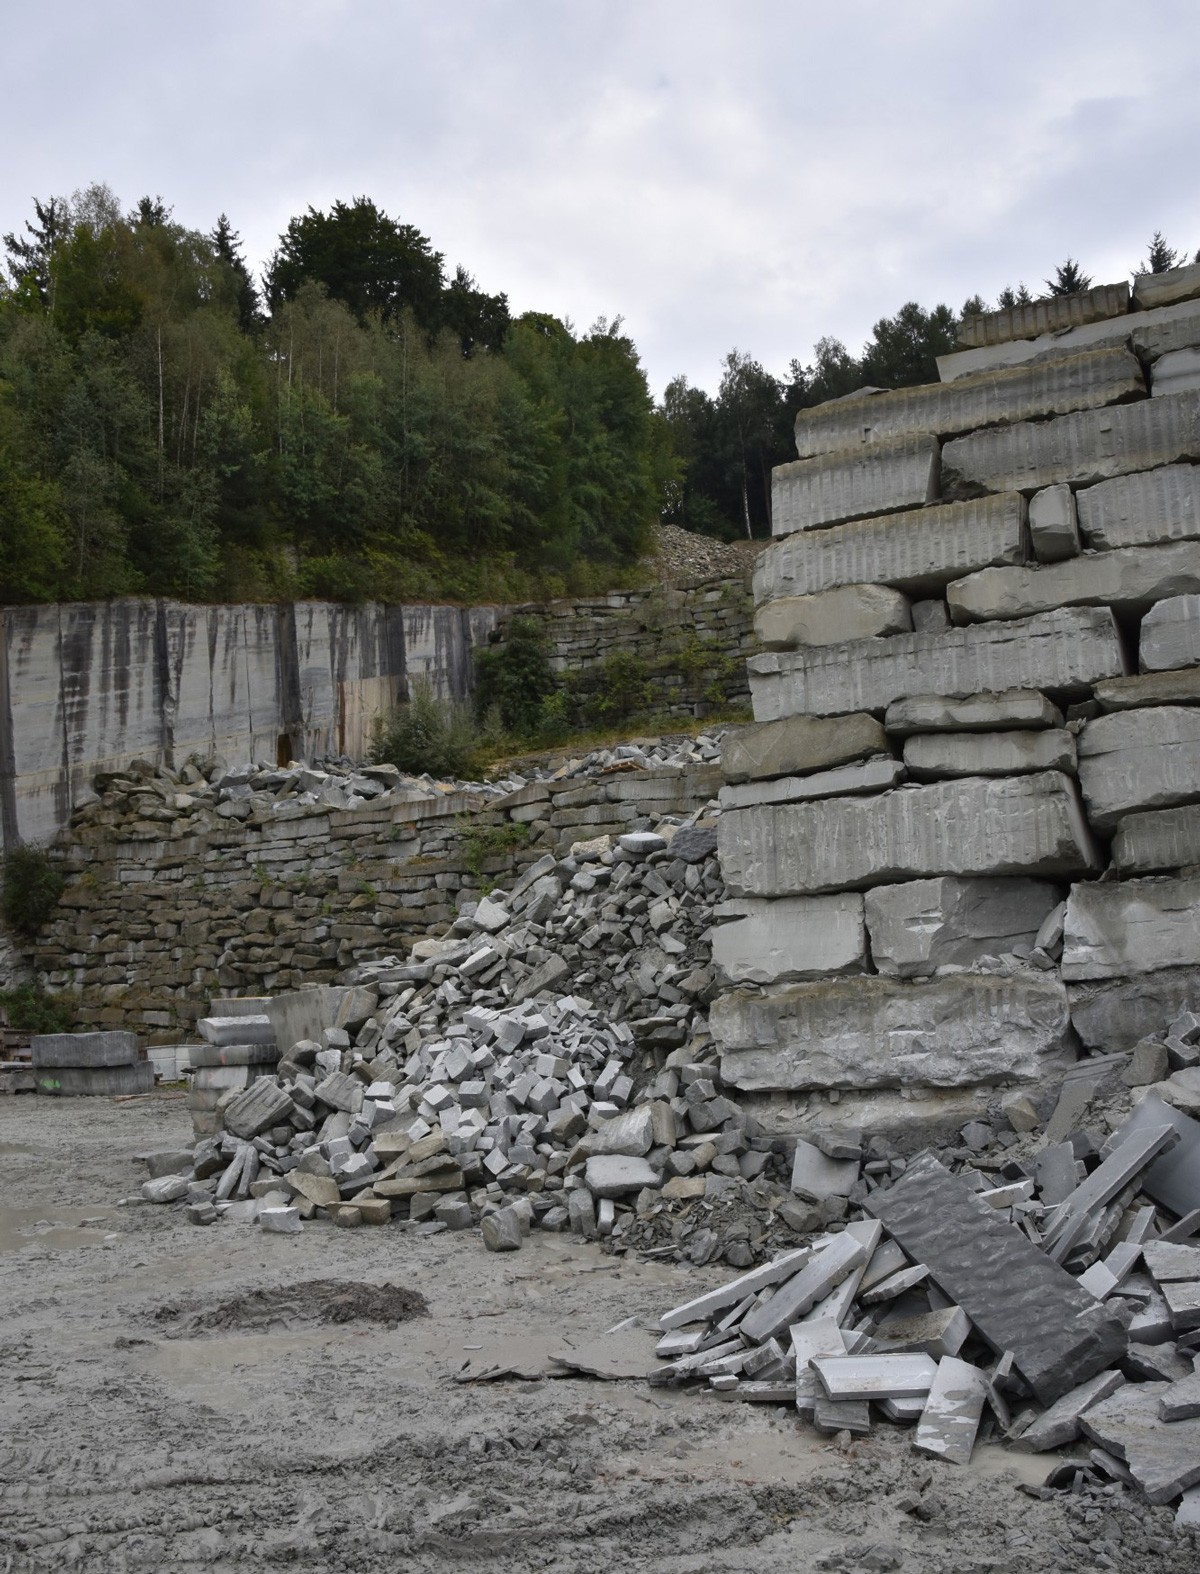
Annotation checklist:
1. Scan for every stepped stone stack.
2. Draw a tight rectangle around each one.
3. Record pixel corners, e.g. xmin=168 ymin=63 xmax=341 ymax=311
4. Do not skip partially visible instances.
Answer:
xmin=713 ymin=264 xmax=1200 ymax=1146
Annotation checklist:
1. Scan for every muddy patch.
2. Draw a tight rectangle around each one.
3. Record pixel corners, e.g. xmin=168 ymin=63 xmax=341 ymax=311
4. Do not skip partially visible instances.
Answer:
xmin=154 ymin=1278 xmax=429 ymax=1335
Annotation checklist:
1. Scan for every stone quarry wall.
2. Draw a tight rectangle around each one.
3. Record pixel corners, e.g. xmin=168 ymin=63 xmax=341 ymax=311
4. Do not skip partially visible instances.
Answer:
xmin=0 ymin=598 xmax=502 ymax=851
xmin=711 ymin=261 xmax=1200 ymax=1149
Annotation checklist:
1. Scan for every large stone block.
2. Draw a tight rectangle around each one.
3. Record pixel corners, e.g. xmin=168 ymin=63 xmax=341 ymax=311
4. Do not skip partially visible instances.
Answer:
xmin=717 ymin=772 xmax=1099 ymax=897
xmin=885 ymin=689 xmax=1063 ymax=735
xmin=747 ymin=608 xmax=1125 ymax=722
xmin=1141 ymin=595 xmax=1200 ymax=671
xmin=865 ymin=877 xmax=1061 ymax=977
xmin=30 ymin=1031 xmax=138 ymax=1069
xmin=902 ymin=729 xmax=1075 ymax=779
xmin=710 ymin=895 xmax=866 ymax=984
xmin=754 ymin=585 xmax=910 ymax=648
xmin=1113 ymin=803 xmax=1200 ymax=873
xmin=947 ymin=541 xmax=1200 ymax=624
xmin=957 ymin=283 xmax=1129 ymax=350
xmin=1077 ymin=706 xmax=1200 ymax=828
xmin=1029 ymin=484 xmax=1080 ymax=562
xmin=718 ymin=758 xmax=904 ymax=809
xmin=35 ymin=1062 xmax=155 ymax=1097
xmin=772 ymin=435 xmax=938 ymax=535
xmin=1095 ymin=668 xmax=1200 ymax=710
xmin=753 ymin=494 xmax=1025 ymax=602
xmin=1062 ymin=877 xmax=1200 ymax=980
xmin=1069 ymin=969 xmax=1200 ymax=1051
xmin=792 ymin=348 xmax=1142 ymax=459
xmin=1076 ymin=464 xmax=1200 ymax=551
xmin=1134 ymin=261 xmax=1200 ymax=312
xmin=721 ymin=713 xmax=887 ymax=783
xmin=938 ymin=296 xmax=1200 ymax=383
xmin=942 ymin=392 xmax=1200 ymax=499
xmin=712 ymin=973 xmax=1072 ymax=1092
xmin=264 ymin=985 xmax=378 ymax=1053
xmin=1151 ymin=347 xmax=1200 ymax=398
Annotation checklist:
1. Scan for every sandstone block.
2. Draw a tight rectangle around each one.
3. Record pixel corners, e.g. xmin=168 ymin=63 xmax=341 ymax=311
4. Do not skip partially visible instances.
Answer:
xmin=717 ymin=772 xmax=1099 ymax=897
xmin=793 ymin=347 xmax=1142 ymax=458
xmin=754 ymin=585 xmax=911 ymax=648
xmin=938 ymin=296 xmax=1200 ymax=383
xmin=902 ymin=729 xmax=1075 ymax=779
xmin=1029 ymin=484 xmax=1080 ymax=562
xmin=721 ymin=713 xmax=887 ymax=783
xmin=710 ymin=895 xmax=866 ymax=984
xmin=747 ymin=608 xmax=1125 ymax=722
xmin=1062 ymin=876 xmax=1200 ymax=980
xmin=1078 ymin=705 xmax=1200 ymax=828
xmin=947 ymin=542 xmax=1200 ymax=624
xmin=1134 ymin=261 xmax=1200 ymax=312
xmin=1113 ymin=804 xmax=1200 ymax=873
xmin=941 ymin=391 xmax=1200 ymax=497
xmin=957 ymin=282 xmax=1130 ymax=350
xmin=1096 ymin=668 xmax=1200 ymax=710
xmin=718 ymin=758 xmax=904 ymax=810
xmin=772 ymin=435 xmax=938 ymax=535
xmin=754 ymin=494 xmax=1025 ymax=602
xmin=712 ymin=973 xmax=1072 ymax=1093
xmin=885 ymin=689 xmax=1063 ymax=735
xmin=1141 ymin=595 xmax=1200 ymax=671
xmin=1076 ymin=464 xmax=1200 ymax=551
xmin=1152 ymin=347 xmax=1200 ymax=398
xmin=864 ymin=877 xmax=1061 ymax=977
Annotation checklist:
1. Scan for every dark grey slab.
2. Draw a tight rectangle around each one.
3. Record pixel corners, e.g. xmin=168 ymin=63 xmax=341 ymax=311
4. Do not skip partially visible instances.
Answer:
xmin=31 ymin=1031 xmax=139 ymax=1069
xmin=34 ymin=1062 xmax=155 ymax=1096
xmin=1106 ymin=1094 xmax=1200 ymax=1219
xmin=866 ymin=1154 xmax=1127 ymax=1404
xmin=1081 ymin=1382 xmax=1200 ymax=1503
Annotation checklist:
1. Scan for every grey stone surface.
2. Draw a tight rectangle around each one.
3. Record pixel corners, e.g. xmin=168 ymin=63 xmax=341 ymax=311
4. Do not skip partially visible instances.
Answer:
xmin=710 ymin=894 xmax=866 ymax=984
xmin=740 ymin=1231 xmax=871 ymax=1343
xmin=942 ymin=391 xmax=1200 ymax=498
xmin=264 ymin=986 xmax=377 ymax=1053
xmin=912 ymin=598 xmax=950 ymax=631
xmin=1078 ymin=705 xmax=1200 ymax=828
xmin=1029 ymin=484 xmax=1080 ymax=562
xmin=753 ymin=493 xmax=1026 ymax=602
xmin=812 ymin=1352 xmax=938 ymax=1400
xmin=748 ymin=608 xmax=1126 ymax=722
xmin=1076 ymin=463 xmax=1200 ymax=551
xmin=30 ymin=1031 xmax=138 ymax=1069
xmin=721 ymin=713 xmax=887 ymax=783
xmin=885 ymin=689 xmax=1063 ymax=735
xmin=718 ymin=758 xmax=904 ymax=809
xmin=792 ymin=347 xmax=1142 ymax=458
xmin=772 ymin=435 xmax=938 ymax=535
xmin=141 ymin=1174 xmax=190 ymax=1204
xmin=1081 ymin=1381 xmax=1200 ymax=1503
xmin=957 ymin=282 xmax=1130 ymax=350
xmin=1063 ymin=877 xmax=1200 ymax=980
xmin=34 ymin=1062 xmax=155 ymax=1096
xmin=1141 ymin=595 xmax=1200 ymax=672
xmin=754 ymin=585 xmax=911 ymax=648
xmin=718 ymin=772 xmax=1100 ymax=897
xmin=712 ymin=972 xmax=1072 ymax=1093
xmin=1152 ymin=346 xmax=1200 ymax=398
xmin=790 ymin=1139 xmax=859 ymax=1203
xmin=198 ymin=1015 xmax=275 ymax=1046
xmin=1106 ymin=1095 xmax=1200 ymax=1219
xmin=902 ymin=729 xmax=1075 ymax=779
xmin=914 ymin=1355 xmax=989 ymax=1466
xmin=260 ymin=1205 xmax=303 ymax=1234
xmin=948 ymin=541 xmax=1200 ymax=624
xmin=864 ymin=876 xmax=1061 ymax=977
xmin=185 ymin=1042 xmax=280 ymax=1068
xmin=1016 ymin=1371 xmax=1126 ymax=1452
xmin=584 ymin=1155 xmax=661 ymax=1198
xmin=1042 ymin=1124 xmax=1177 ymax=1260
xmin=1135 ymin=261 xmax=1200 ymax=312
xmin=481 ymin=1208 xmax=523 ymax=1252
xmin=659 ymin=1247 xmax=814 ymax=1330
xmin=1161 ymin=1370 xmax=1200 ymax=1421
xmin=222 ymin=1080 xmax=294 ymax=1139
xmin=1070 ymin=970 xmax=1200 ymax=1053
xmin=1096 ymin=668 xmax=1200 ymax=710
xmin=866 ymin=1154 xmax=1128 ymax=1404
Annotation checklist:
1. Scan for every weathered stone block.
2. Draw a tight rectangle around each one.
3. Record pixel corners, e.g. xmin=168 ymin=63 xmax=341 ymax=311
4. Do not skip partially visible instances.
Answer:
xmin=718 ymin=772 xmax=1099 ymax=896
xmin=30 ymin=1031 xmax=138 ymax=1069
xmin=948 ymin=542 xmax=1200 ymax=624
xmin=939 ymin=296 xmax=1200 ymax=383
xmin=712 ymin=973 xmax=1072 ymax=1093
xmin=1070 ymin=969 xmax=1200 ymax=1052
xmin=754 ymin=585 xmax=911 ymax=648
xmin=792 ymin=347 xmax=1142 ymax=458
xmin=942 ymin=392 xmax=1200 ymax=498
xmin=754 ymin=494 xmax=1025 ymax=602
xmin=721 ymin=713 xmax=887 ymax=783
xmin=718 ymin=758 xmax=904 ymax=809
xmin=264 ymin=985 xmax=378 ymax=1053
xmin=772 ymin=435 xmax=939 ymax=536
xmin=35 ymin=1062 xmax=155 ymax=1096
xmin=1141 ymin=595 xmax=1200 ymax=671
xmin=1152 ymin=346 xmax=1200 ymax=398
xmin=1076 ymin=464 xmax=1200 ymax=551
xmin=957 ymin=283 xmax=1130 ymax=350
xmin=748 ymin=609 xmax=1125 ymax=722
xmin=885 ymin=689 xmax=1062 ymax=735
xmin=1134 ymin=261 xmax=1200 ymax=312
xmin=902 ymin=729 xmax=1075 ymax=779
xmin=1062 ymin=876 xmax=1200 ymax=980
xmin=1096 ymin=668 xmax=1200 ymax=710
xmin=1028 ymin=484 xmax=1080 ymax=562
xmin=1113 ymin=803 xmax=1200 ymax=873
xmin=223 ymin=1079 xmax=294 ymax=1139
xmin=710 ymin=895 xmax=866 ymax=984
xmin=864 ymin=877 xmax=1061 ymax=977
xmin=1078 ymin=705 xmax=1200 ymax=828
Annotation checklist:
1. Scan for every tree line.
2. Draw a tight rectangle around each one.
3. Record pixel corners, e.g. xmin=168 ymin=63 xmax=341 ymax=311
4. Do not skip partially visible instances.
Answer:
xmin=1 ymin=190 xmax=1190 ymax=601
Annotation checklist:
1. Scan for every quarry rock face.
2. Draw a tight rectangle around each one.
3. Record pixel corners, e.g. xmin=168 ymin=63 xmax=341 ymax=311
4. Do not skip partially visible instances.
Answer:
xmin=864 ymin=876 xmax=1061 ymax=977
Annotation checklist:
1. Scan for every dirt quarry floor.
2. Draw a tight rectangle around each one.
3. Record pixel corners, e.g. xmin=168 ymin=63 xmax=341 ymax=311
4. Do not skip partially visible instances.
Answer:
xmin=1 ymin=1095 xmax=1195 ymax=1574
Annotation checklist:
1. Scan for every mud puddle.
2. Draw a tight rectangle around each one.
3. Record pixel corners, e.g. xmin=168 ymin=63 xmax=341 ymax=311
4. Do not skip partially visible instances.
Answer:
xmin=153 ymin=1277 xmax=430 ymax=1335
xmin=0 ymin=1203 xmax=115 ymax=1254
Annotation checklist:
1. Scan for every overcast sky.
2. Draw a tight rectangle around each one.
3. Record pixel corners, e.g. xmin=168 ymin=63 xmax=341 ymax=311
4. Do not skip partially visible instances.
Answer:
xmin=5 ymin=1 xmax=1200 ymax=397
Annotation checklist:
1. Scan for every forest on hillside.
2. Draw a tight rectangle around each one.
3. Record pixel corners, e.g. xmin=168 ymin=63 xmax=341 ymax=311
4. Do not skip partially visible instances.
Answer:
xmin=1 ymin=185 xmax=1185 ymax=607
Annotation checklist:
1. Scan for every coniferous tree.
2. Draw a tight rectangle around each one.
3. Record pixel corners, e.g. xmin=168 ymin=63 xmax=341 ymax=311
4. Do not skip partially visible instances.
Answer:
xmin=210 ymin=214 xmax=261 ymax=333
xmin=1141 ymin=231 xmax=1181 ymax=275
xmin=1045 ymin=258 xmax=1093 ymax=296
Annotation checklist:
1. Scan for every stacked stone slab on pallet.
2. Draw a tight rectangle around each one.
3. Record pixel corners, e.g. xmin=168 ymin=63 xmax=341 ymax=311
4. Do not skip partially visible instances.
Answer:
xmin=714 ymin=273 xmax=1200 ymax=1146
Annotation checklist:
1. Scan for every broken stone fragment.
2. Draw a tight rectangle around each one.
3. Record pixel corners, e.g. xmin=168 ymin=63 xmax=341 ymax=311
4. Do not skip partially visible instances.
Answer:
xmin=481 ymin=1208 xmax=523 ymax=1252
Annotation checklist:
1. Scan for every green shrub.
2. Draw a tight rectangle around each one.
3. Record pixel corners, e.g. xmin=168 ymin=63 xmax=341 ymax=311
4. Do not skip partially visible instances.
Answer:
xmin=370 ymin=679 xmax=485 ymax=780
xmin=473 ymin=617 xmax=560 ymax=736
xmin=0 ymin=984 xmax=77 ymax=1033
xmin=1 ymin=843 xmax=66 ymax=939
xmin=578 ymin=650 xmax=655 ymax=726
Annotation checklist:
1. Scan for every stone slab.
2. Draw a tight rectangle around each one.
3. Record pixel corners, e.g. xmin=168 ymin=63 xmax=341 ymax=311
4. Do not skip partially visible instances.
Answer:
xmin=584 ymin=1155 xmax=661 ymax=1198
xmin=914 ymin=1356 xmax=989 ymax=1466
xmin=1078 ymin=705 xmax=1200 ymax=828
xmin=223 ymin=1080 xmax=294 ymax=1140
xmin=1152 ymin=346 xmax=1200 ymax=398
xmin=1097 ymin=669 xmax=1200 ymax=711
xmin=34 ymin=1062 xmax=155 ymax=1097
xmin=812 ymin=1352 xmax=938 ymax=1400
xmin=710 ymin=895 xmax=866 ymax=985
xmin=186 ymin=1043 xmax=281 ymax=1068
xmin=754 ymin=585 xmax=911 ymax=648
xmin=902 ymin=729 xmax=1075 ymax=779
xmin=1029 ymin=484 xmax=1080 ymax=562
xmin=712 ymin=972 xmax=1072 ymax=1093
xmin=741 ymin=1230 xmax=871 ymax=1343
xmin=30 ymin=1031 xmax=138 ymax=1069
xmin=790 ymin=1139 xmax=859 ymax=1203
xmin=659 ymin=1247 xmax=813 ymax=1330
xmin=1069 ymin=971 xmax=1200 ymax=1054
xmin=753 ymin=493 xmax=1026 ymax=602
xmin=264 ymin=986 xmax=378 ymax=1054
xmin=772 ymin=435 xmax=939 ymax=535
xmin=885 ymin=689 xmax=1062 ymax=735
xmin=793 ymin=347 xmax=1142 ymax=458
xmin=865 ymin=1154 xmax=1128 ymax=1404
xmin=1063 ymin=877 xmax=1200 ymax=980
xmin=198 ymin=1015 xmax=275 ymax=1047
xmin=1016 ymin=1370 xmax=1126 ymax=1452
xmin=1134 ymin=261 xmax=1200 ymax=312
xmin=1077 ymin=464 xmax=1200 ymax=551
xmin=957 ymin=283 xmax=1130 ymax=350
xmin=718 ymin=758 xmax=904 ymax=809
xmin=864 ymin=876 xmax=1061 ymax=978
xmin=721 ymin=713 xmax=887 ymax=783
xmin=1106 ymin=1094 xmax=1200 ymax=1219
xmin=741 ymin=1086 xmax=1001 ymax=1156
xmin=949 ymin=541 xmax=1200 ymax=625
xmin=717 ymin=772 xmax=1100 ymax=897
xmin=1081 ymin=1382 xmax=1200 ymax=1503
xmin=1141 ymin=595 xmax=1200 ymax=672
xmin=748 ymin=608 xmax=1126 ymax=722
xmin=939 ymin=296 xmax=1200 ymax=382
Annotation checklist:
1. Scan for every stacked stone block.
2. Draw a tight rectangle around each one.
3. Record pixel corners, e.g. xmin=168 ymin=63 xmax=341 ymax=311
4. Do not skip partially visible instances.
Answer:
xmin=714 ymin=264 xmax=1200 ymax=1147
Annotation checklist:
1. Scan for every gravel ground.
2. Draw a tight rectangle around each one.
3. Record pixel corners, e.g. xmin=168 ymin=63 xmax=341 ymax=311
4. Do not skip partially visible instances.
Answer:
xmin=1 ymin=1092 xmax=1195 ymax=1574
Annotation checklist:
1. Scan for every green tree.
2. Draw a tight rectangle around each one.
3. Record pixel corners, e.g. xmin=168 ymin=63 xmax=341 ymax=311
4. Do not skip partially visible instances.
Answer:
xmin=859 ymin=301 xmax=957 ymax=388
xmin=1141 ymin=231 xmax=1181 ymax=275
xmin=211 ymin=214 xmax=261 ymax=333
xmin=1045 ymin=258 xmax=1093 ymax=296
